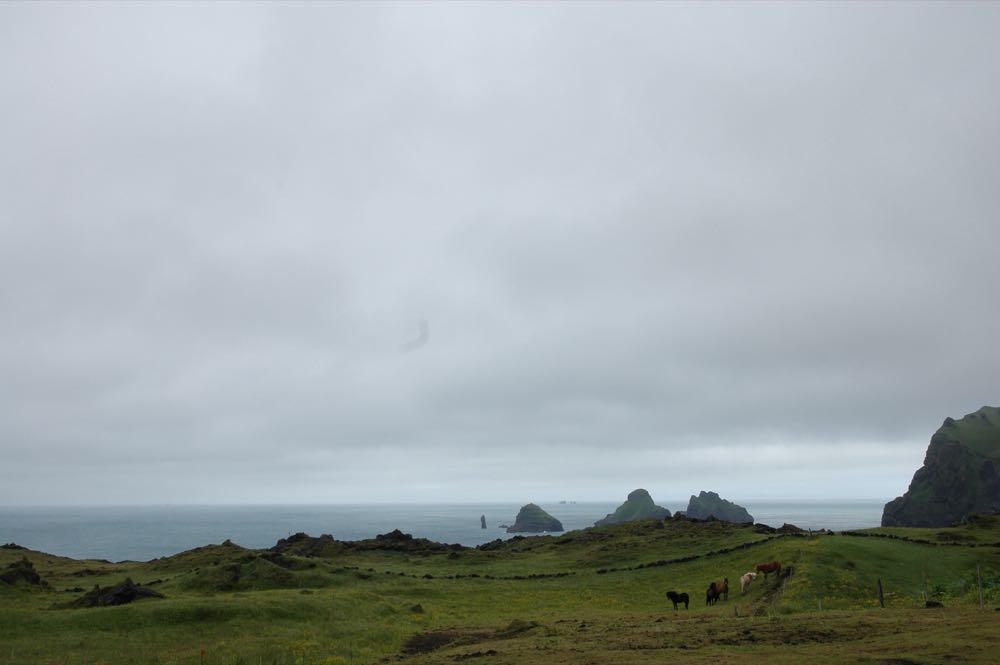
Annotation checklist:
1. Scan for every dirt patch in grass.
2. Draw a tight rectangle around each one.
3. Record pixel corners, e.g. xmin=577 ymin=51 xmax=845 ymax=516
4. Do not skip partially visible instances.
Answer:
xmin=403 ymin=630 xmax=492 ymax=655
xmin=403 ymin=620 xmax=539 ymax=656
xmin=452 ymin=649 xmax=498 ymax=660
xmin=710 ymin=624 xmax=846 ymax=646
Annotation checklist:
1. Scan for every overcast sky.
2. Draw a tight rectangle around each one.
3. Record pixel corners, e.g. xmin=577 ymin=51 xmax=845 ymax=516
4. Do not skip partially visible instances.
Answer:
xmin=1 ymin=2 xmax=998 ymax=506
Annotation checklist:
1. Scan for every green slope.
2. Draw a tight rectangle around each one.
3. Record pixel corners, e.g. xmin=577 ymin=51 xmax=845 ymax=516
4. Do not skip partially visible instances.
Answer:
xmin=1 ymin=518 xmax=998 ymax=664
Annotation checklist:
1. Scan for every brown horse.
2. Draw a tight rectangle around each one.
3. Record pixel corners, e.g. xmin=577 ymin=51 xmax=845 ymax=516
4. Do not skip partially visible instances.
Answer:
xmin=756 ymin=561 xmax=781 ymax=578
xmin=705 ymin=578 xmax=729 ymax=605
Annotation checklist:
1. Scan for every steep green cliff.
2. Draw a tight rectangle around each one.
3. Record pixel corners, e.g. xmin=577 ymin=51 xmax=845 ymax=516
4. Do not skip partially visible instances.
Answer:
xmin=882 ymin=406 xmax=1000 ymax=527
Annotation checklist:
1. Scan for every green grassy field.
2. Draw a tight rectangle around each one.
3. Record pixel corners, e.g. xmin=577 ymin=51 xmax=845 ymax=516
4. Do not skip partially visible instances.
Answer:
xmin=2 ymin=516 xmax=999 ymax=665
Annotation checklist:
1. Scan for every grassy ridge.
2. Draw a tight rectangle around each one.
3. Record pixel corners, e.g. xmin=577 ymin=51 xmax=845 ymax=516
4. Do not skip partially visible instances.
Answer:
xmin=1 ymin=517 xmax=999 ymax=664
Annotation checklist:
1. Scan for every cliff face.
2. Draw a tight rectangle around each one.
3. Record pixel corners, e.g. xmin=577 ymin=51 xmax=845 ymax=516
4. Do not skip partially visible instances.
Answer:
xmin=882 ymin=406 xmax=1000 ymax=527
xmin=684 ymin=491 xmax=753 ymax=524
xmin=594 ymin=489 xmax=671 ymax=527
xmin=506 ymin=503 xmax=564 ymax=533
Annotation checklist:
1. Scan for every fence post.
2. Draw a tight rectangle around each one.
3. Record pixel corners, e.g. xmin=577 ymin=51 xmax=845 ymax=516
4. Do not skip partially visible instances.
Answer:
xmin=977 ymin=564 xmax=984 ymax=608
xmin=877 ymin=577 xmax=885 ymax=608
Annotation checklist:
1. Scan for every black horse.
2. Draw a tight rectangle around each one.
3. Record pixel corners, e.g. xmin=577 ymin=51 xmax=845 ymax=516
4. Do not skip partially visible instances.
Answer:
xmin=665 ymin=590 xmax=689 ymax=610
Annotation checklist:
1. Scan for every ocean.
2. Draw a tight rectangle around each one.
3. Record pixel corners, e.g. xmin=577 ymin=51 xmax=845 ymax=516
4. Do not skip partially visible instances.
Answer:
xmin=0 ymin=500 xmax=886 ymax=562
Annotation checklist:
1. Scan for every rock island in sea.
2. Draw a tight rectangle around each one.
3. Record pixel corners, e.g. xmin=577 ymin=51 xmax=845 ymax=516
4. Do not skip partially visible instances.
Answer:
xmin=594 ymin=488 xmax=671 ymax=526
xmin=683 ymin=490 xmax=753 ymax=524
xmin=506 ymin=503 xmax=563 ymax=533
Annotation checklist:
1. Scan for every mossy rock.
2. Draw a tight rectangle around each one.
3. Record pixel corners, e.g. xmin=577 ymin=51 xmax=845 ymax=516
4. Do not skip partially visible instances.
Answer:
xmin=69 ymin=578 xmax=163 ymax=608
xmin=0 ymin=557 xmax=48 ymax=589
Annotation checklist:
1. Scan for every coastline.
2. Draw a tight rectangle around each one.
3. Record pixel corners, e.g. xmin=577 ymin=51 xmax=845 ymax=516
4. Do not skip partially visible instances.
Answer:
xmin=0 ymin=500 xmax=886 ymax=562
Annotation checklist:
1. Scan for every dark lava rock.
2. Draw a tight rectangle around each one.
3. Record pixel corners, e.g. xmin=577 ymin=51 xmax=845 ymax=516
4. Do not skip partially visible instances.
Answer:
xmin=778 ymin=523 xmax=805 ymax=533
xmin=375 ymin=529 xmax=417 ymax=545
xmin=70 ymin=578 xmax=164 ymax=607
xmin=684 ymin=491 xmax=754 ymax=524
xmin=882 ymin=406 xmax=1000 ymax=528
xmin=476 ymin=539 xmax=507 ymax=551
xmin=506 ymin=503 xmax=563 ymax=533
xmin=594 ymin=489 xmax=671 ymax=527
xmin=273 ymin=530 xmax=464 ymax=557
xmin=0 ymin=543 xmax=27 ymax=550
xmin=369 ymin=529 xmax=464 ymax=553
xmin=0 ymin=557 xmax=48 ymax=587
xmin=271 ymin=532 xmax=342 ymax=557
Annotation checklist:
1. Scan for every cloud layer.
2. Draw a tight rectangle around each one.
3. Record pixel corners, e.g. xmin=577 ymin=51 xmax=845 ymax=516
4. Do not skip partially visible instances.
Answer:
xmin=2 ymin=3 xmax=998 ymax=503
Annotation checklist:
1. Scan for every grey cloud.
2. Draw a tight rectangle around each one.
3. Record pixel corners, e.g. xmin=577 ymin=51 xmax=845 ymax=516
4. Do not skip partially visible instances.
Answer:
xmin=1 ymin=2 xmax=998 ymax=504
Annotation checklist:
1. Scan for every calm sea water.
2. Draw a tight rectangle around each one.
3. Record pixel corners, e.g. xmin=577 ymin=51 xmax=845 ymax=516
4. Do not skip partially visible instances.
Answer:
xmin=0 ymin=500 xmax=885 ymax=562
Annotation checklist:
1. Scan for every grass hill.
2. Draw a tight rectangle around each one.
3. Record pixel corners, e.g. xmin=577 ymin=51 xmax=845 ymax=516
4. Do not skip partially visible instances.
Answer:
xmin=1 ymin=516 xmax=999 ymax=664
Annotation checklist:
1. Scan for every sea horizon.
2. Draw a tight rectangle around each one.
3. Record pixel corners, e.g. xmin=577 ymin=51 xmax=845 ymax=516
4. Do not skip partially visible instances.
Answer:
xmin=0 ymin=500 xmax=888 ymax=562
xmin=0 ymin=497 xmax=891 ymax=507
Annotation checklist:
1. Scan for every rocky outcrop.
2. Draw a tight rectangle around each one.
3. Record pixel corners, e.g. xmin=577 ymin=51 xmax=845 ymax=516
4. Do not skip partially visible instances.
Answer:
xmin=272 ymin=530 xmax=464 ymax=556
xmin=369 ymin=529 xmax=464 ymax=552
xmin=481 ymin=515 xmax=487 ymax=529
xmin=882 ymin=406 xmax=1000 ymax=527
xmin=506 ymin=504 xmax=563 ymax=533
xmin=684 ymin=491 xmax=753 ymax=524
xmin=70 ymin=578 xmax=164 ymax=607
xmin=271 ymin=532 xmax=343 ymax=558
xmin=594 ymin=489 xmax=671 ymax=527
xmin=0 ymin=557 xmax=48 ymax=588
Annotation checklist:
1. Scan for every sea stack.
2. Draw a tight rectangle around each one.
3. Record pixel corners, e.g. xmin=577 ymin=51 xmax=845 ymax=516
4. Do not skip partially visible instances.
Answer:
xmin=684 ymin=491 xmax=753 ymax=523
xmin=480 ymin=515 xmax=486 ymax=529
xmin=506 ymin=503 xmax=564 ymax=533
xmin=594 ymin=488 xmax=671 ymax=527
xmin=882 ymin=406 xmax=1000 ymax=527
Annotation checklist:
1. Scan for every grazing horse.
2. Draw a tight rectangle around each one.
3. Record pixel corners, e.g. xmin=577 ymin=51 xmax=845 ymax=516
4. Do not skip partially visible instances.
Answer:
xmin=740 ymin=571 xmax=757 ymax=593
xmin=755 ymin=561 xmax=781 ymax=579
xmin=665 ymin=590 xmax=689 ymax=610
xmin=705 ymin=578 xmax=729 ymax=605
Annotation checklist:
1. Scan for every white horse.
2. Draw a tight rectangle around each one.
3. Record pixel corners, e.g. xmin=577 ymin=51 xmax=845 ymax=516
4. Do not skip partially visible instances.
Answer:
xmin=739 ymin=571 xmax=758 ymax=593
